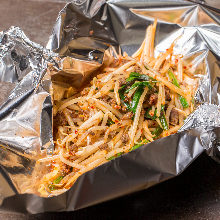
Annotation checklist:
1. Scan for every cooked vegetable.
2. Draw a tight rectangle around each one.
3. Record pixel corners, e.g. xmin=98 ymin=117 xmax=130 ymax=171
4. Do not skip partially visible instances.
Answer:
xmin=119 ymin=84 xmax=132 ymax=111
xmin=130 ymin=139 xmax=148 ymax=151
xmin=126 ymin=72 xmax=155 ymax=82
xmin=48 ymin=176 xmax=64 ymax=191
xmin=53 ymin=176 xmax=64 ymax=184
xmin=38 ymin=19 xmax=197 ymax=196
xmin=152 ymin=127 xmax=163 ymax=138
xmin=107 ymin=118 xmax=115 ymax=126
xmin=145 ymin=107 xmax=157 ymax=120
xmin=125 ymin=81 xmax=153 ymax=93
xmin=48 ymin=184 xmax=56 ymax=191
xmin=179 ymin=96 xmax=189 ymax=108
xmin=126 ymin=72 xmax=151 ymax=82
xmin=145 ymin=105 xmax=168 ymax=130
xmin=131 ymin=85 xmax=145 ymax=113
xmin=168 ymin=69 xmax=189 ymax=108
xmin=107 ymin=152 xmax=124 ymax=160
xmin=159 ymin=105 xmax=169 ymax=130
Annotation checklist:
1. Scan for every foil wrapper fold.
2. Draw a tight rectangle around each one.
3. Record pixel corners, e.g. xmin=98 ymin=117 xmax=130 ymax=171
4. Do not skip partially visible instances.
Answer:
xmin=0 ymin=26 xmax=55 ymax=202
xmin=0 ymin=0 xmax=220 ymax=214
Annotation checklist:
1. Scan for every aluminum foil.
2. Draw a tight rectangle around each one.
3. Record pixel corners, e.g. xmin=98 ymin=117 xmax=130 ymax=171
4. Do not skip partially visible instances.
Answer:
xmin=0 ymin=0 xmax=220 ymax=214
xmin=0 ymin=26 xmax=56 ymax=201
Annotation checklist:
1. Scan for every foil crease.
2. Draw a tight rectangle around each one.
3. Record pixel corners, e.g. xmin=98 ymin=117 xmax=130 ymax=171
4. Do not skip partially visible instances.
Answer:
xmin=0 ymin=27 xmax=56 ymax=202
xmin=0 ymin=0 xmax=220 ymax=214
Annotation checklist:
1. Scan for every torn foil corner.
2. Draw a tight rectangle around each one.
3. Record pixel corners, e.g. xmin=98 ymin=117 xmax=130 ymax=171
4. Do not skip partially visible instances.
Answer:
xmin=0 ymin=26 xmax=56 ymax=198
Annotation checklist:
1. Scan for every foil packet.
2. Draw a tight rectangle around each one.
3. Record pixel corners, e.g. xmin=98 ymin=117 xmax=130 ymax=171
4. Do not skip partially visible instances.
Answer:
xmin=0 ymin=0 xmax=220 ymax=214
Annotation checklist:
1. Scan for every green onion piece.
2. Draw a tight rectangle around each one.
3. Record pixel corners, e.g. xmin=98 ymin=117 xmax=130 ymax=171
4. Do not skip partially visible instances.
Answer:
xmin=179 ymin=96 xmax=189 ymax=108
xmin=49 ymin=176 xmax=64 ymax=190
xmin=168 ymin=69 xmax=180 ymax=87
xmin=145 ymin=106 xmax=168 ymax=130
xmin=49 ymin=184 xmax=56 ymax=191
xmin=119 ymin=86 xmax=126 ymax=100
xmin=119 ymin=77 xmax=153 ymax=112
xmin=125 ymin=81 xmax=152 ymax=93
xmin=107 ymin=152 xmax=123 ymax=161
xmin=130 ymin=72 xmax=141 ymax=78
xmin=145 ymin=107 xmax=157 ymax=120
xmin=159 ymin=114 xmax=169 ymax=130
xmin=109 ymin=89 xmax=114 ymax=92
xmin=168 ymin=69 xmax=189 ymax=108
xmin=131 ymin=85 xmax=144 ymax=113
xmin=124 ymin=101 xmax=133 ymax=111
xmin=107 ymin=118 xmax=115 ymax=126
xmin=125 ymin=82 xmax=142 ymax=93
xmin=152 ymin=127 xmax=163 ymax=139
xmin=126 ymin=72 xmax=153 ymax=82
xmin=119 ymin=83 xmax=132 ymax=111
xmin=145 ymin=66 xmax=149 ymax=70
xmin=53 ymin=176 xmax=64 ymax=184
xmin=159 ymin=105 xmax=169 ymax=130
xmin=126 ymin=72 xmax=143 ymax=82
xmin=142 ymin=81 xmax=153 ymax=90
xmin=130 ymin=143 xmax=143 ymax=151
xmin=130 ymin=139 xmax=148 ymax=151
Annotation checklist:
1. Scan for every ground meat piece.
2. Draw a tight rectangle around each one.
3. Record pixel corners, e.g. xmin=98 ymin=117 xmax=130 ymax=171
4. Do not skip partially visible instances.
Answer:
xmin=113 ymin=104 xmax=121 ymax=110
xmin=121 ymin=133 xmax=129 ymax=144
xmin=133 ymin=66 xmax=141 ymax=73
xmin=69 ymin=144 xmax=78 ymax=155
xmin=121 ymin=106 xmax=128 ymax=112
xmin=84 ymin=109 xmax=90 ymax=115
xmin=147 ymin=120 xmax=158 ymax=127
xmin=124 ymin=96 xmax=130 ymax=103
xmin=110 ymin=59 xmax=119 ymax=68
xmin=143 ymin=94 xmax=151 ymax=108
xmin=121 ymin=59 xmax=128 ymax=65
xmin=143 ymin=102 xmax=150 ymax=108
xmin=122 ymin=112 xmax=133 ymax=120
xmin=89 ymin=131 xmax=95 ymax=136
xmin=165 ymin=86 xmax=171 ymax=101
xmin=78 ymin=109 xmax=83 ymax=114
xmin=110 ymin=99 xmax=117 ymax=106
xmin=179 ymin=82 xmax=187 ymax=87
xmin=69 ymin=110 xmax=78 ymax=118
xmin=79 ymin=114 xmax=84 ymax=121
xmin=80 ymin=87 xmax=90 ymax=96
xmin=99 ymin=143 xmax=109 ymax=151
xmin=53 ymin=112 xmax=68 ymax=127
xmin=99 ymin=131 xmax=105 ymax=136
xmin=109 ymin=131 xmax=117 ymax=138
xmin=102 ymin=96 xmax=116 ymax=106
xmin=170 ymin=108 xmax=179 ymax=125
xmin=61 ymin=164 xmax=72 ymax=175
xmin=148 ymin=93 xmax=158 ymax=106
xmin=101 ymin=95 xmax=111 ymax=103
xmin=119 ymin=78 xmax=126 ymax=86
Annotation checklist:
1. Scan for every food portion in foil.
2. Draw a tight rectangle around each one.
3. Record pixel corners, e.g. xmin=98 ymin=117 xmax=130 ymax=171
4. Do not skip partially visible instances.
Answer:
xmin=38 ymin=20 xmax=199 ymax=196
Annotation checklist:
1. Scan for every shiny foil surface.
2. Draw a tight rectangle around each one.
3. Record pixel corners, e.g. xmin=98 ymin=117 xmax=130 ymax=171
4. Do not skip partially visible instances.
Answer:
xmin=0 ymin=0 xmax=220 ymax=214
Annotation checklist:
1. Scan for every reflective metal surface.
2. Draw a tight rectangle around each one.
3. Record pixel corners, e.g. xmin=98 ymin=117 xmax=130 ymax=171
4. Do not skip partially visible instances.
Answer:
xmin=0 ymin=27 xmax=55 ymax=199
